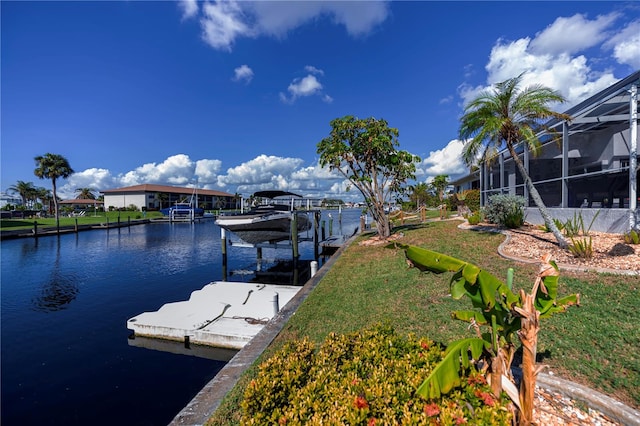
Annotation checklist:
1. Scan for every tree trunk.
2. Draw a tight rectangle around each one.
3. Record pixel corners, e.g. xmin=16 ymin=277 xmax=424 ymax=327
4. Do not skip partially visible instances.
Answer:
xmin=490 ymin=354 xmax=504 ymax=398
xmin=507 ymin=145 xmax=568 ymax=249
xmin=517 ymin=288 xmax=540 ymax=426
xmin=52 ymin=179 xmax=60 ymax=230
xmin=371 ymin=203 xmax=391 ymax=238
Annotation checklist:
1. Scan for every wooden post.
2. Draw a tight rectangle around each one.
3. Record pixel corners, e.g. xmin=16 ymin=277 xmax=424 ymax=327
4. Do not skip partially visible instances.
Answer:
xmin=291 ymin=213 xmax=299 ymax=269
xmin=313 ymin=211 xmax=320 ymax=259
xmin=33 ymin=221 xmax=38 ymax=238
xmin=328 ymin=215 xmax=333 ymax=236
xmin=256 ymin=247 xmax=263 ymax=272
xmin=221 ymin=228 xmax=227 ymax=281
xmin=75 ymin=218 xmax=78 ymax=233
xmin=360 ymin=215 xmax=365 ymax=233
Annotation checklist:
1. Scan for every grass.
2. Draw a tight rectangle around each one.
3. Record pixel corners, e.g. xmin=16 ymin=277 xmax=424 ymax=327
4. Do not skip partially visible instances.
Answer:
xmin=207 ymin=219 xmax=640 ymax=424
xmin=0 ymin=211 xmax=165 ymax=230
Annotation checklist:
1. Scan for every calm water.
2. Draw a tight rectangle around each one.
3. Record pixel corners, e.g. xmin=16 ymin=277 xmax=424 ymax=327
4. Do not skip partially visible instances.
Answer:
xmin=1 ymin=209 xmax=362 ymax=425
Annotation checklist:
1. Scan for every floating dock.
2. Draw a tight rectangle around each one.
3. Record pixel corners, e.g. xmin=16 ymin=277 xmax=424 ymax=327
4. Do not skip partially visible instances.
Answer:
xmin=127 ymin=281 xmax=302 ymax=350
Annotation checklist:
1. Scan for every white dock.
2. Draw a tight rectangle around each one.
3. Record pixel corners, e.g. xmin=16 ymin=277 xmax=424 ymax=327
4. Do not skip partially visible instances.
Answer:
xmin=127 ymin=281 xmax=302 ymax=350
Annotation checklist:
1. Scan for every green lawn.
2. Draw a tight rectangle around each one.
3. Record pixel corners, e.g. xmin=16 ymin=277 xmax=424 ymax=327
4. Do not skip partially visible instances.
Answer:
xmin=209 ymin=219 xmax=640 ymax=424
xmin=0 ymin=211 xmax=165 ymax=230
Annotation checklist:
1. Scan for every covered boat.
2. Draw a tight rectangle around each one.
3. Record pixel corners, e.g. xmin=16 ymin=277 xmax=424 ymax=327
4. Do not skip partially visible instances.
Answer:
xmin=215 ymin=191 xmax=311 ymax=244
xmin=160 ymin=203 xmax=204 ymax=217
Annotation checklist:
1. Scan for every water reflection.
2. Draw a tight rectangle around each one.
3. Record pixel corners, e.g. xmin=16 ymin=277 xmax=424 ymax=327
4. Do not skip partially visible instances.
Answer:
xmin=31 ymin=237 xmax=79 ymax=312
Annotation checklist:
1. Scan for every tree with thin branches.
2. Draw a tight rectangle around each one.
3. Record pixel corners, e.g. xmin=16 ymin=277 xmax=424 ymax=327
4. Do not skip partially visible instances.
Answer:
xmin=317 ymin=115 xmax=420 ymax=238
xmin=459 ymin=74 xmax=570 ymax=248
xmin=34 ymin=153 xmax=74 ymax=227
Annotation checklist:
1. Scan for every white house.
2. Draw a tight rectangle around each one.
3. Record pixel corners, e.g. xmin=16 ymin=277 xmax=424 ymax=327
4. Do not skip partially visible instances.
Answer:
xmin=101 ymin=184 xmax=235 ymax=211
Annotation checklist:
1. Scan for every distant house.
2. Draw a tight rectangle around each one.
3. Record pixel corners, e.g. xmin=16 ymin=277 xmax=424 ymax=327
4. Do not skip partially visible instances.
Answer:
xmin=59 ymin=199 xmax=104 ymax=210
xmin=450 ymin=70 xmax=639 ymax=233
xmin=100 ymin=184 xmax=235 ymax=211
xmin=0 ymin=192 xmax=22 ymax=209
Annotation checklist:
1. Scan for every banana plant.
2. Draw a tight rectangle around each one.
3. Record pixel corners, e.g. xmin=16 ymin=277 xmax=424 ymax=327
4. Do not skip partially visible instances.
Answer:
xmin=400 ymin=245 xmax=579 ymax=425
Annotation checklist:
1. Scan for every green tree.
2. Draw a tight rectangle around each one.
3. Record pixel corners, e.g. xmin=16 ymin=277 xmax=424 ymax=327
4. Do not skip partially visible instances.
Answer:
xmin=156 ymin=192 xmax=168 ymax=210
xmin=75 ymin=187 xmax=96 ymax=199
xmin=34 ymin=153 xmax=74 ymax=226
xmin=430 ymin=174 xmax=449 ymax=202
xmin=459 ymin=73 xmax=570 ymax=248
xmin=35 ymin=187 xmax=53 ymax=213
xmin=409 ymin=182 xmax=430 ymax=208
xmin=8 ymin=180 xmax=36 ymax=208
xmin=317 ymin=115 xmax=420 ymax=238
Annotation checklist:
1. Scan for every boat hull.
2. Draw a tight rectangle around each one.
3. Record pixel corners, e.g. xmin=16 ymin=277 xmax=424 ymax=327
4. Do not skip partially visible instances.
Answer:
xmin=216 ymin=212 xmax=311 ymax=244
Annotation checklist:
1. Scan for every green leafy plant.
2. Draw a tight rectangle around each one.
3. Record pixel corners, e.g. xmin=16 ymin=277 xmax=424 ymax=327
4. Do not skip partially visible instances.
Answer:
xmin=467 ymin=211 xmax=482 ymax=225
xmin=568 ymin=236 xmax=593 ymax=259
xmin=623 ymin=229 xmax=640 ymax=244
xmin=241 ymin=325 xmax=512 ymax=425
xmin=484 ymin=194 xmax=526 ymax=229
xmin=540 ymin=218 xmax=565 ymax=233
xmin=563 ymin=211 xmax=599 ymax=258
xmin=401 ymin=245 xmax=579 ymax=425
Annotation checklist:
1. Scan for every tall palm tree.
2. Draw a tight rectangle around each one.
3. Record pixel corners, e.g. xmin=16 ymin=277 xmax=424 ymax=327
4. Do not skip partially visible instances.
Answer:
xmin=459 ymin=74 xmax=570 ymax=248
xmin=34 ymin=153 xmax=74 ymax=226
xmin=8 ymin=180 xmax=36 ymax=208
xmin=75 ymin=187 xmax=96 ymax=199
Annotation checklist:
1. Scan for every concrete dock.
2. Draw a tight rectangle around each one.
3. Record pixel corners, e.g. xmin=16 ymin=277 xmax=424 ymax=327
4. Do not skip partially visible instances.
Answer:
xmin=127 ymin=281 xmax=302 ymax=350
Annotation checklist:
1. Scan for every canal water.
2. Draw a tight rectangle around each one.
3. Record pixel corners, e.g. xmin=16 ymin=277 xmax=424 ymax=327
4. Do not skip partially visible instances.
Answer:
xmin=1 ymin=208 xmax=363 ymax=425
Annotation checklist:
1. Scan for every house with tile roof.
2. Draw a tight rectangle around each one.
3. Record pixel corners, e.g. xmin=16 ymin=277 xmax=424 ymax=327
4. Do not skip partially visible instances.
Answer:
xmin=101 ymin=184 xmax=235 ymax=211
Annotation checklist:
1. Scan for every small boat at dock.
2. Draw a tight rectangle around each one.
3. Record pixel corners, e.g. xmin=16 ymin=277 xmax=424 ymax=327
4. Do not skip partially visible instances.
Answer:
xmin=215 ymin=191 xmax=311 ymax=245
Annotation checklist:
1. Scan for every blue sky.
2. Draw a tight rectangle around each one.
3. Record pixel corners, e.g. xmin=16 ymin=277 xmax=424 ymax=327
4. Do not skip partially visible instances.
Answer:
xmin=2 ymin=1 xmax=639 ymax=202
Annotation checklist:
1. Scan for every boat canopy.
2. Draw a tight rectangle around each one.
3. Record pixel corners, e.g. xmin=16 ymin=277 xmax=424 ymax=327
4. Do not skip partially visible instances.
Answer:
xmin=253 ymin=191 xmax=302 ymax=199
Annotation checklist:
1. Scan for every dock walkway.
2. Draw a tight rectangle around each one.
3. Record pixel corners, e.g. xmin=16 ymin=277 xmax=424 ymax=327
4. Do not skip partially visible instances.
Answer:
xmin=127 ymin=281 xmax=302 ymax=350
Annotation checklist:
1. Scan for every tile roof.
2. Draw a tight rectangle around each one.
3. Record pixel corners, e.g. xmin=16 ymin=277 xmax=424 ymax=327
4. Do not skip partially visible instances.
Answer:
xmin=100 ymin=184 xmax=234 ymax=197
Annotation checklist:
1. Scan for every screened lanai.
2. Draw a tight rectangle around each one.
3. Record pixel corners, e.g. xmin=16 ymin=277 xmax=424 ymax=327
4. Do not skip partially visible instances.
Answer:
xmin=452 ymin=70 xmax=639 ymax=233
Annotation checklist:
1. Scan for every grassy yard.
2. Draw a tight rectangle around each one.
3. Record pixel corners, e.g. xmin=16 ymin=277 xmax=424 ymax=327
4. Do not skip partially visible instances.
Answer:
xmin=0 ymin=211 xmax=165 ymax=230
xmin=209 ymin=219 xmax=640 ymax=424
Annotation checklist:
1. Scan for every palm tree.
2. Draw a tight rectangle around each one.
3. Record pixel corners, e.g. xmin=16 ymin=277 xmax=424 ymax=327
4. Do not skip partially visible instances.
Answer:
xmin=34 ymin=153 xmax=74 ymax=226
xmin=35 ymin=187 xmax=52 ymax=212
xmin=8 ymin=180 xmax=36 ymax=208
xmin=430 ymin=175 xmax=449 ymax=203
xmin=156 ymin=192 xmax=168 ymax=210
xmin=75 ymin=187 xmax=96 ymax=199
xmin=459 ymin=74 xmax=570 ymax=248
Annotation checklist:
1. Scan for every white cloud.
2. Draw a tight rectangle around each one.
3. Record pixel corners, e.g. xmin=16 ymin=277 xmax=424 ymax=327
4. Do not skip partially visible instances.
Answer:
xmin=195 ymin=159 xmax=223 ymax=183
xmin=56 ymin=154 xmax=370 ymax=203
xmin=459 ymin=12 xmax=630 ymax=110
xmin=216 ymin=154 xmax=304 ymax=189
xmin=417 ymin=140 xmax=467 ymax=181
xmin=178 ymin=0 xmax=199 ymax=20
xmin=605 ymin=19 xmax=640 ymax=69
xmin=529 ymin=13 xmax=618 ymax=56
xmin=305 ymin=65 xmax=324 ymax=75
xmin=280 ymin=73 xmax=332 ymax=104
xmin=232 ymin=64 xmax=254 ymax=84
xmin=200 ymin=1 xmax=252 ymax=51
xmin=59 ymin=168 xmax=117 ymax=199
xmin=194 ymin=1 xmax=389 ymax=51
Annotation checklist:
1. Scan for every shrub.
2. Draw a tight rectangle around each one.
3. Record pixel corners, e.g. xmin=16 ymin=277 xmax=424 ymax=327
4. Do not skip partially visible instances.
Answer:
xmin=241 ymin=325 xmax=512 ymax=425
xmin=569 ymin=236 xmax=594 ymax=259
xmin=484 ymin=194 xmax=525 ymax=228
xmin=467 ymin=211 xmax=482 ymax=225
xmin=623 ymin=229 xmax=639 ymax=244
